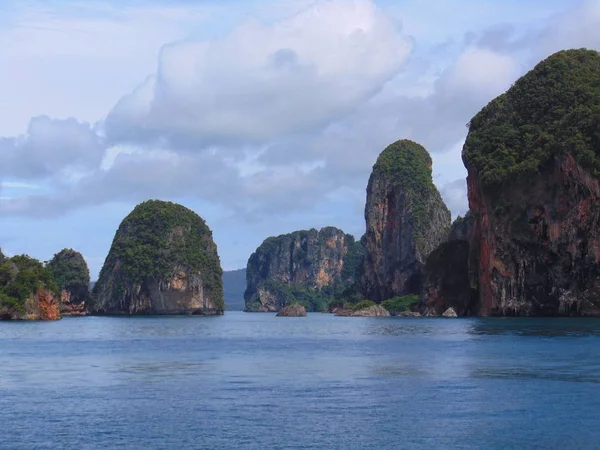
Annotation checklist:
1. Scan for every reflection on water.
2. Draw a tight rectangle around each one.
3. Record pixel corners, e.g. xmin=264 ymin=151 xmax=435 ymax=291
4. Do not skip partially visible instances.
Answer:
xmin=1 ymin=312 xmax=600 ymax=449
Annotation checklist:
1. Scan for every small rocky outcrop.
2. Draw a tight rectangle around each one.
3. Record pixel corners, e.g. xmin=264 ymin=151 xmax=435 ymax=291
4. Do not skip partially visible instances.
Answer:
xmin=0 ymin=255 xmax=61 ymax=320
xmin=420 ymin=213 xmax=478 ymax=316
xmin=0 ymin=247 xmax=5 ymax=264
xmin=442 ymin=307 xmax=458 ymax=318
xmin=360 ymin=139 xmax=451 ymax=302
xmin=244 ymin=227 xmax=364 ymax=312
xmin=462 ymin=49 xmax=600 ymax=316
xmin=90 ymin=200 xmax=224 ymax=315
xmin=276 ymin=302 xmax=307 ymax=317
xmin=335 ymin=304 xmax=390 ymax=317
xmin=398 ymin=311 xmax=421 ymax=317
xmin=47 ymin=249 xmax=90 ymax=316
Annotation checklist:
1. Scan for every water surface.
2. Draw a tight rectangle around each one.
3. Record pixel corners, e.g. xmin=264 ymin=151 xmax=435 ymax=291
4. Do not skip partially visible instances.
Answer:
xmin=1 ymin=313 xmax=599 ymax=449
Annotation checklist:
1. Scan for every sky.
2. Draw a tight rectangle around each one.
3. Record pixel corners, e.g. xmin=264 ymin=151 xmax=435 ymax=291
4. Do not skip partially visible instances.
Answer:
xmin=1 ymin=0 xmax=600 ymax=279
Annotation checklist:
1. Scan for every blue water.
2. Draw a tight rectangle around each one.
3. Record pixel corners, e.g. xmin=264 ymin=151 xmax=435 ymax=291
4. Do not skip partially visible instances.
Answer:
xmin=1 ymin=313 xmax=600 ymax=449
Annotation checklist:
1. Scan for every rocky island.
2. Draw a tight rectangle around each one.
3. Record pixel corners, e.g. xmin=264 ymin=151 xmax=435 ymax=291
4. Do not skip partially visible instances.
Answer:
xmin=47 ymin=249 xmax=90 ymax=316
xmin=461 ymin=49 xmax=600 ymax=316
xmin=90 ymin=200 xmax=224 ymax=315
xmin=276 ymin=302 xmax=307 ymax=317
xmin=360 ymin=139 xmax=451 ymax=302
xmin=0 ymin=252 xmax=61 ymax=320
xmin=421 ymin=48 xmax=600 ymax=317
xmin=244 ymin=227 xmax=364 ymax=312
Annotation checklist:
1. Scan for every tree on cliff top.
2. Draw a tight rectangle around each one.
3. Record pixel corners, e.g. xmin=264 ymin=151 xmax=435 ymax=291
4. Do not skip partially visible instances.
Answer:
xmin=47 ymin=249 xmax=90 ymax=295
xmin=463 ymin=48 xmax=600 ymax=190
xmin=93 ymin=199 xmax=224 ymax=309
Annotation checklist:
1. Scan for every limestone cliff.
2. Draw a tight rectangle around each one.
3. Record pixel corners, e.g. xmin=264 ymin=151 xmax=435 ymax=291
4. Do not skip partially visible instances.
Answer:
xmin=360 ymin=139 xmax=451 ymax=302
xmin=48 ymin=249 xmax=90 ymax=316
xmin=0 ymin=255 xmax=61 ymax=320
xmin=91 ymin=200 xmax=224 ymax=315
xmin=244 ymin=227 xmax=364 ymax=312
xmin=421 ymin=213 xmax=478 ymax=316
xmin=462 ymin=49 xmax=600 ymax=316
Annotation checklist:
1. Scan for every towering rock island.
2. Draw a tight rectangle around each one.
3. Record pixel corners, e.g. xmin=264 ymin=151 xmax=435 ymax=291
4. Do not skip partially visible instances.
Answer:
xmin=47 ymin=249 xmax=90 ymax=316
xmin=360 ymin=139 xmax=451 ymax=302
xmin=91 ymin=200 xmax=224 ymax=315
xmin=462 ymin=48 xmax=600 ymax=316
xmin=0 ymin=255 xmax=61 ymax=320
xmin=244 ymin=227 xmax=364 ymax=312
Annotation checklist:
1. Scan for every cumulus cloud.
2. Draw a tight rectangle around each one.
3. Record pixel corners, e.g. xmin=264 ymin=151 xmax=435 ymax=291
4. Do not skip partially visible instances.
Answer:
xmin=105 ymin=0 xmax=412 ymax=148
xmin=0 ymin=116 xmax=105 ymax=180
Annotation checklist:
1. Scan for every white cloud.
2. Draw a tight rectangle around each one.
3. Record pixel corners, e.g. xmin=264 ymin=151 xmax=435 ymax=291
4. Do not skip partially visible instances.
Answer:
xmin=0 ymin=181 xmax=39 ymax=189
xmin=105 ymin=0 xmax=412 ymax=147
xmin=0 ymin=2 xmax=213 ymax=135
xmin=0 ymin=116 xmax=105 ymax=180
xmin=439 ymin=48 xmax=518 ymax=98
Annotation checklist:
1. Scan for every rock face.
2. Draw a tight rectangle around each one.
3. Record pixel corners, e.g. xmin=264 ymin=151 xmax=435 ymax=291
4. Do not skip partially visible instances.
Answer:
xmin=276 ymin=302 xmax=307 ymax=317
xmin=421 ymin=213 xmax=478 ymax=316
xmin=335 ymin=304 xmax=390 ymax=317
xmin=442 ymin=307 xmax=458 ymax=318
xmin=91 ymin=200 xmax=224 ymax=315
xmin=47 ymin=249 xmax=90 ymax=316
xmin=0 ymin=255 xmax=61 ymax=320
xmin=245 ymin=227 xmax=364 ymax=312
xmin=360 ymin=139 xmax=451 ymax=302
xmin=462 ymin=49 xmax=600 ymax=316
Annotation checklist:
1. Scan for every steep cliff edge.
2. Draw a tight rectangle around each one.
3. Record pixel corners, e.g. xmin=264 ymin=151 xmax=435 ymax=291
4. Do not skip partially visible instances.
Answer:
xmin=48 ymin=249 xmax=90 ymax=316
xmin=90 ymin=200 xmax=224 ymax=315
xmin=244 ymin=227 xmax=364 ymax=312
xmin=360 ymin=139 xmax=451 ymax=302
xmin=462 ymin=48 xmax=600 ymax=316
xmin=0 ymin=255 xmax=61 ymax=320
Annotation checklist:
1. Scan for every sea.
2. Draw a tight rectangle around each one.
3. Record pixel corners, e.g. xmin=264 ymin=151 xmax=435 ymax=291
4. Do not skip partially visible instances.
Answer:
xmin=1 ymin=312 xmax=599 ymax=449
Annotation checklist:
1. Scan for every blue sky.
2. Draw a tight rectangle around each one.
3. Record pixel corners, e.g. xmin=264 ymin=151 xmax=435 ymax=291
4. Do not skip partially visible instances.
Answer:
xmin=1 ymin=0 xmax=599 ymax=278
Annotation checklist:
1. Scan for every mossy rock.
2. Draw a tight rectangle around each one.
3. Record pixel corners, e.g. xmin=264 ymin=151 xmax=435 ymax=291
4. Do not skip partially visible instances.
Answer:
xmin=91 ymin=200 xmax=224 ymax=314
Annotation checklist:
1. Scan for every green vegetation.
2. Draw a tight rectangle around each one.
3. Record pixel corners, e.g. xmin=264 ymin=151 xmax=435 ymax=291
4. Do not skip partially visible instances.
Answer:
xmin=343 ymin=299 xmax=376 ymax=311
xmin=94 ymin=200 xmax=223 ymax=309
xmin=372 ymin=139 xmax=434 ymax=194
xmin=0 ymin=255 xmax=58 ymax=314
xmin=381 ymin=295 xmax=419 ymax=314
xmin=371 ymin=140 xmax=439 ymax=239
xmin=261 ymin=279 xmax=336 ymax=312
xmin=463 ymin=49 xmax=600 ymax=190
xmin=341 ymin=237 xmax=366 ymax=282
xmin=47 ymin=249 xmax=90 ymax=294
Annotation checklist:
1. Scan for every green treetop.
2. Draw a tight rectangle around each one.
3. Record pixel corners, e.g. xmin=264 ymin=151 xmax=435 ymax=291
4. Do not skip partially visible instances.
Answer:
xmin=463 ymin=48 xmax=600 ymax=190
